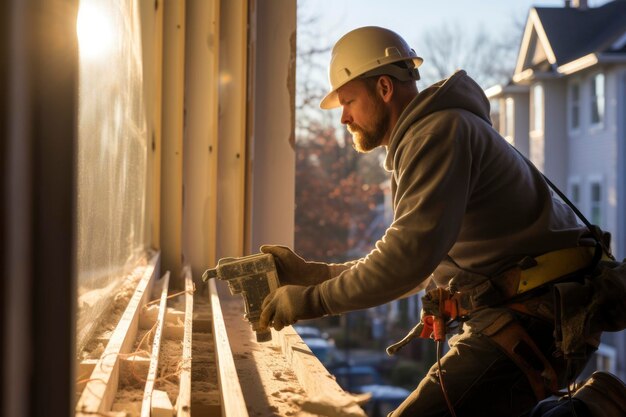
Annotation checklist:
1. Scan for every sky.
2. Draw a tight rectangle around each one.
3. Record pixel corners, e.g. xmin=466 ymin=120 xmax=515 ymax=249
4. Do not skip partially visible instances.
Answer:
xmin=297 ymin=0 xmax=612 ymax=107
xmin=301 ymin=0 xmax=611 ymax=46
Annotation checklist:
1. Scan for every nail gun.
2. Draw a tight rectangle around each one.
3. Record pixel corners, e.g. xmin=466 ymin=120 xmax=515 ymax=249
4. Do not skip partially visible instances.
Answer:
xmin=202 ymin=253 xmax=280 ymax=342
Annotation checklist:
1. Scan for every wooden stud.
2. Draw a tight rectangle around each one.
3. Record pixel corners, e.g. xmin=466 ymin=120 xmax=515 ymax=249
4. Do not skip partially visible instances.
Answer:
xmin=176 ymin=266 xmax=193 ymax=416
xmin=140 ymin=271 xmax=170 ymax=417
xmin=152 ymin=389 xmax=174 ymax=417
xmin=76 ymin=359 xmax=99 ymax=395
xmin=208 ymin=279 xmax=249 ymax=417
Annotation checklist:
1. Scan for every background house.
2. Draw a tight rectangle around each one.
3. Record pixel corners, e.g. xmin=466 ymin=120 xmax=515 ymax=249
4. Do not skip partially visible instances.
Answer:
xmin=487 ymin=0 xmax=626 ymax=381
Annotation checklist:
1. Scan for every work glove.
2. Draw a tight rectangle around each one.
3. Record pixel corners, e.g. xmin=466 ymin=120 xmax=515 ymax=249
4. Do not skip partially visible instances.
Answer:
xmin=260 ymin=245 xmax=331 ymax=286
xmin=259 ymin=285 xmax=327 ymax=331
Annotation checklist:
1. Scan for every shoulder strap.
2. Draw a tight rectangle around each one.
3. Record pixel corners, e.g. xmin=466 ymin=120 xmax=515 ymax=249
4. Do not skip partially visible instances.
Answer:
xmin=509 ymin=144 xmax=615 ymax=260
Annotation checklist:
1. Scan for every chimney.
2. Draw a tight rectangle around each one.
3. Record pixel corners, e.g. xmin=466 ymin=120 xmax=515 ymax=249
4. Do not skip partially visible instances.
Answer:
xmin=571 ymin=0 xmax=588 ymax=9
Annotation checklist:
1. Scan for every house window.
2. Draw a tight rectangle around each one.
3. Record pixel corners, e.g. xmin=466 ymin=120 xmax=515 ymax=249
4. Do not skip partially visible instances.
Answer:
xmin=591 ymin=73 xmax=605 ymax=125
xmin=504 ymin=97 xmax=514 ymax=144
xmin=532 ymin=84 xmax=544 ymax=132
xmin=590 ymin=181 xmax=603 ymax=226
xmin=570 ymin=82 xmax=580 ymax=130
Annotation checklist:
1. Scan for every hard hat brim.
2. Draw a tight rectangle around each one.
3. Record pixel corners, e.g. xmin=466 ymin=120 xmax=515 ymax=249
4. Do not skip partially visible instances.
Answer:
xmin=319 ymin=56 xmax=423 ymax=110
xmin=320 ymin=90 xmax=340 ymax=110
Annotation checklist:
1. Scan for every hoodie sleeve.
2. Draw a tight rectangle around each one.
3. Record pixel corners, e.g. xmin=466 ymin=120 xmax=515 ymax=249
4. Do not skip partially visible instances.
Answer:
xmin=318 ymin=115 xmax=476 ymax=314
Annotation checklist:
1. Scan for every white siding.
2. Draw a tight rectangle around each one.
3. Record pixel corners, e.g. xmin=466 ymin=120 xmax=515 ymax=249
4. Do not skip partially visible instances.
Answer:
xmin=543 ymin=79 xmax=568 ymax=190
xmin=567 ymin=68 xmax=620 ymax=257
xmin=513 ymin=92 xmax=530 ymax=158
xmin=616 ymin=69 xmax=626 ymax=262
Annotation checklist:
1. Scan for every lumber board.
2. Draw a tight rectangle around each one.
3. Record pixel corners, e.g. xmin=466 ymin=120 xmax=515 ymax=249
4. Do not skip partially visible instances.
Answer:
xmin=119 ymin=354 xmax=151 ymax=383
xmin=140 ymin=272 xmax=170 ymax=417
xmin=152 ymin=389 xmax=174 ymax=417
xmin=76 ymin=359 xmax=98 ymax=394
xmin=75 ymin=253 xmax=159 ymax=416
xmin=208 ymin=278 xmax=249 ymax=417
xmin=272 ymin=326 xmax=367 ymax=417
xmin=176 ymin=266 xmax=193 ymax=416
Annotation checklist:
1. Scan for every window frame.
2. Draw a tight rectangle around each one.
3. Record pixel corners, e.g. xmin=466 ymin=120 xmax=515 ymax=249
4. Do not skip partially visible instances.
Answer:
xmin=504 ymin=97 xmax=515 ymax=144
xmin=588 ymin=175 xmax=605 ymax=228
xmin=569 ymin=80 xmax=581 ymax=132
xmin=531 ymin=83 xmax=544 ymax=134
xmin=590 ymin=72 xmax=605 ymax=128
xmin=567 ymin=176 xmax=582 ymax=209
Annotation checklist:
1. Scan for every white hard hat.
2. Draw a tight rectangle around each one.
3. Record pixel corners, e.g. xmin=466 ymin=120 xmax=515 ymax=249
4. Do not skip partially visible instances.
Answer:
xmin=320 ymin=26 xmax=423 ymax=109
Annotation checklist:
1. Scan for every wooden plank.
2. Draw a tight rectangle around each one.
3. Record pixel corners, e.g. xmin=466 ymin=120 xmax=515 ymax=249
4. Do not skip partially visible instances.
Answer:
xmin=160 ymin=0 xmax=185 ymax=276
xmin=272 ymin=326 xmax=368 ymax=417
xmin=76 ymin=359 xmax=98 ymax=394
xmin=176 ymin=266 xmax=193 ymax=416
xmin=152 ymin=389 xmax=174 ymax=417
xmin=216 ymin=0 xmax=248 ymax=257
xmin=75 ymin=253 xmax=159 ymax=416
xmin=140 ymin=272 xmax=170 ymax=417
xmin=140 ymin=0 xmax=164 ymax=251
xmin=119 ymin=354 xmax=151 ymax=382
xmin=182 ymin=0 xmax=220 ymax=277
xmin=208 ymin=279 xmax=249 ymax=417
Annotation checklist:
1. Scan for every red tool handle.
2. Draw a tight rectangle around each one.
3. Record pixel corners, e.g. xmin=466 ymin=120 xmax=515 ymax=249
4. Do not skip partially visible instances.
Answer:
xmin=420 ymin=315 xmax=446 ymax=342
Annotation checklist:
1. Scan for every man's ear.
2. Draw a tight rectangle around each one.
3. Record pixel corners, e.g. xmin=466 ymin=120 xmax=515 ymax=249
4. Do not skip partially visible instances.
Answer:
xmin=377 ymin=75 xmax=394 ymax=103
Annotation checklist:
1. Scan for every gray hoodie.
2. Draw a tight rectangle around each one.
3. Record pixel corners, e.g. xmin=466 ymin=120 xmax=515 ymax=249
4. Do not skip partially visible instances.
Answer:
xmin=318 ymin=70 xmax=588 ymax=315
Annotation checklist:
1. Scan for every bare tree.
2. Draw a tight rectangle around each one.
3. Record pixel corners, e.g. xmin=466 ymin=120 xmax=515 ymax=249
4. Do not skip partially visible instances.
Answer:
xmin=295 ymin=7 xmax=334 ymax=138
xmin=417 ymin=21 xmax=523 ymax=89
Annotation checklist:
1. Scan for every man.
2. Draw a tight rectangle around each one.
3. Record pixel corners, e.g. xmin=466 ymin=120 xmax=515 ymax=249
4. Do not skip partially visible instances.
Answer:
xmin=258 ymin=26 xmax=611 ymax=416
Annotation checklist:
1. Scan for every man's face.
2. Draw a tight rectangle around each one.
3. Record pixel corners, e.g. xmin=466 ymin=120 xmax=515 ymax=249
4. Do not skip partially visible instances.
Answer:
xmin=337 ymin=78 xmax=390 ymax=153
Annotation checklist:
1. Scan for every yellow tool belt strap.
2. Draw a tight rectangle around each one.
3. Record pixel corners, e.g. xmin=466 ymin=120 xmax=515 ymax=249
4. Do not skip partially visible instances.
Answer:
xmin=451 ymin=246 xmax=601 ymax=316
xmin=490 ymin=246 xmax=601 ymax=302
xmin=516 ymin=246 xmax=598 ymax=295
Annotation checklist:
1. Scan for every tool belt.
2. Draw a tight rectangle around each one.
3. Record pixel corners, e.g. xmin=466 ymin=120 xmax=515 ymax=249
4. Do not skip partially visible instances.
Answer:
xmin=386 ymin=245 xmax=616 ymax=401
xmin=453 ymin=246 xmax=603 ymax=314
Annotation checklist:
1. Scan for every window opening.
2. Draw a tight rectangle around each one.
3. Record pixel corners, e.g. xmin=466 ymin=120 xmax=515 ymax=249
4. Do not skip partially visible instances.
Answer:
xmin=590 ymin=181 xmax=603 ymax=227
xmin=591 ymin=73 xmax=605 ymax=126
xmin=570 ymin=82 xmax=580 ymax=130
xmin=504 ymin=97 xmax=514 ymax=144
xmin=532 ymin=84 xmax=544 ymax=133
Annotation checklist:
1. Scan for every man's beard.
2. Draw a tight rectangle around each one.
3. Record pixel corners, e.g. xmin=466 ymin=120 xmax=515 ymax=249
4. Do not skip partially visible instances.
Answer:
xmin=347 ymin=98 xmax=389 ymax=153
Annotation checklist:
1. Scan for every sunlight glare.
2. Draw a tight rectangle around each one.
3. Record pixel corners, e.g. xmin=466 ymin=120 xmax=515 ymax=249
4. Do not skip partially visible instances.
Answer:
xmin=76 ymin=1 xmax=116 ymax=60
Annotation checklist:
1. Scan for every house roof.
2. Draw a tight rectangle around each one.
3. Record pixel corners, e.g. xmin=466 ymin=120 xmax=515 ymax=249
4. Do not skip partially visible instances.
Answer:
xmin=536 ymin=1 xmax=626 ymax=65
xmin=514 ymin=0 xmax=626 ymax=81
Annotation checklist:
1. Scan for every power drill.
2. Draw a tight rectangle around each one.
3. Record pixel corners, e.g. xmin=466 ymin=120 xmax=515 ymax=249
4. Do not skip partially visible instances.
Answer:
xmin=202 ymin=253 xmax=280 ymax=342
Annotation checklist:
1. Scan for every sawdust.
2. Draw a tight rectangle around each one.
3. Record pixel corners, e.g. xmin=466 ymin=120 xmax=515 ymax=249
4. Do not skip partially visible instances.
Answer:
xmin=191 ymin=293 xmax=220 ymax=410
xmin=79 ymin=270 xmax=144 ymax=360
xmin=111 ymin=387 xmax=144 ymax=417
xmin=220 ymin=290 xmax=309 ymax=417
xmin=155 ymin=332 xmax=183 ymax=403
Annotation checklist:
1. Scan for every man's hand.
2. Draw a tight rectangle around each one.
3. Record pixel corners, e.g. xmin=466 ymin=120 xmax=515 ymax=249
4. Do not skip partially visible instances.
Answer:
xmin=260 ymin=245 xmax=331 ymax=286
xmin=259 ymin=285 xmax=327 ymax=331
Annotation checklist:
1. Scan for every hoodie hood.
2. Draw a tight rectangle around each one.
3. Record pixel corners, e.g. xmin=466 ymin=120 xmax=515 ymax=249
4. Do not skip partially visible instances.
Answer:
xmin=384 ymin=70 xmax=491 ymax=171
